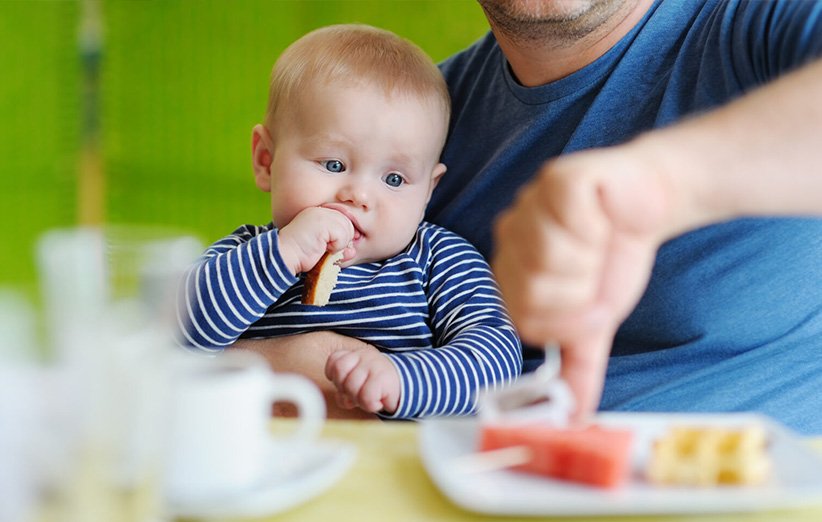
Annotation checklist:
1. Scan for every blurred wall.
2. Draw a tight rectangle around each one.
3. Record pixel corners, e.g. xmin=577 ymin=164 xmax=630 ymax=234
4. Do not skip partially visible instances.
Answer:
xmin=0 ymin=0 xmax=489 ymax=300
xmin=0 ymin=2 xmax=81 ymax=300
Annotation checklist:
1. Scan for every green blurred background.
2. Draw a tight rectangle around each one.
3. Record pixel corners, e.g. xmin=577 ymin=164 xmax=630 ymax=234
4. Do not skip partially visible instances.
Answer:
xmin=0 ymin=0 xmax=488 ymax=303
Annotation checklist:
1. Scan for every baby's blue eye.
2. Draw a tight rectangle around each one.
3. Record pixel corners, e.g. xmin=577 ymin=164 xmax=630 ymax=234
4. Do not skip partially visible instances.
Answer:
xmin=384 ymin=172 xmax=404 ymax=188
xmin=323 ymin=160 xmax=345 ymax=173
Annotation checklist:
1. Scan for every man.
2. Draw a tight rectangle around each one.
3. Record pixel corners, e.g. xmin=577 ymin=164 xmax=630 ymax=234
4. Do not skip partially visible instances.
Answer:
xmin=237 ymin=0 xmax=822 ymax=432
xmin=428 ymin=0 xmax=822 ymax=433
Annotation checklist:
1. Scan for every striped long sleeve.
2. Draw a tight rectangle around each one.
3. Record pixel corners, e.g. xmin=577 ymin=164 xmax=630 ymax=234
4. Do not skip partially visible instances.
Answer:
xmin=177 ymin=222 xmax=522 ymax=418
xmin=381 ymin=224 xmax=522 ymax=418
xmin=177 ymin=224 xmax=298 ymax=350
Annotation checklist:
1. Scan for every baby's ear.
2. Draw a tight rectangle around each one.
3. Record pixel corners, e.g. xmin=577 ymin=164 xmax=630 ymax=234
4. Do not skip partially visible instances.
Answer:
xmin=431 ymin=163 xmax=447 ymax=187
xmin=251 ymin=124 xmax=274 ymax=192
xmin=425 ymin=163 xmax=447 ymax=203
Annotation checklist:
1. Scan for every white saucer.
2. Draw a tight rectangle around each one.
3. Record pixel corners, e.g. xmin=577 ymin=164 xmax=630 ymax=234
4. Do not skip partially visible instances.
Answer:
xmin=167 ymin=439 xmax=356 ymax=519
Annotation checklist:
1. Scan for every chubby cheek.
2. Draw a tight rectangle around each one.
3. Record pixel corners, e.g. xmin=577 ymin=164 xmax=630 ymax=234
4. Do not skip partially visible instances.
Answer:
xmin=369 ymin=206 xmax=423 ymax=260
xmin=270 ymin=190 xmax=315 ymax=229
xmin=384 ymin=228 xmax=417 ymax=256
xmin=269 ymin=175 xmax=320 ymax=228
xmin=271 ymin=205 xmax=295 ymax=229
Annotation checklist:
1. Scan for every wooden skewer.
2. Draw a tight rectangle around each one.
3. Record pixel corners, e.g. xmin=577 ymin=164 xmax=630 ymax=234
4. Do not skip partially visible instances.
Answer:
xmin=451 ymin=445 xmax=533 ymax=474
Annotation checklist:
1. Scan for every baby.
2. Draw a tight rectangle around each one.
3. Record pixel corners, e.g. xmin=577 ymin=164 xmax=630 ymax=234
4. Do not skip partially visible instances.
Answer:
xmin=178 ymin=24 xmax=521 ymax=419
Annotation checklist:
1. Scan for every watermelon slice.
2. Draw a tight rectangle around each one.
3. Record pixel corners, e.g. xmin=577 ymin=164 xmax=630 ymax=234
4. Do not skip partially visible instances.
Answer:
xmin=479 ymin=423 xmax=634 ymax=488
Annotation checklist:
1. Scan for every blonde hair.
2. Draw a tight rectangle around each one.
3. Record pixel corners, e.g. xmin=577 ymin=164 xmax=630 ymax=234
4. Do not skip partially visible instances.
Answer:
xmin=265 ymin=24 xmax=450 ymax=132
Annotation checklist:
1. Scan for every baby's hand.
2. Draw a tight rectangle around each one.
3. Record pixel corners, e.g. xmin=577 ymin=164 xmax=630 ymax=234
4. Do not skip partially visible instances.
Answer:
xmin=324 ymin=349 xmax=400 ymax=414
xmin=277 ymin=207 xmax=356 ymax=275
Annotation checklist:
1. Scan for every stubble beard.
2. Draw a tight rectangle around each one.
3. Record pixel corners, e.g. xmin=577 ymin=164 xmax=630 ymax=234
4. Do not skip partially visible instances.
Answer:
xmin=478 ymin=0 xmax=632 ymax=48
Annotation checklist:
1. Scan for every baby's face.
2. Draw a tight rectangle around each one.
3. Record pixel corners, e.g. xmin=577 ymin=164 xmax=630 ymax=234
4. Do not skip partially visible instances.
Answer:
xmin=267 ymin=81 xmax=447 ymax=265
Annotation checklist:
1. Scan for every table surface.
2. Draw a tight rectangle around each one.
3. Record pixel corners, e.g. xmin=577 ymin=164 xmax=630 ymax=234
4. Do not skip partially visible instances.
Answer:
xmin=187 ymin=419 xmax=822 ymax=522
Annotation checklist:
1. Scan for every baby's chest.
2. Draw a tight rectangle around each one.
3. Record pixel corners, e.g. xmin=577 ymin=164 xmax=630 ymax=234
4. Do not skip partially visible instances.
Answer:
xmin=259 ymin=269 xmax=435 ymax=350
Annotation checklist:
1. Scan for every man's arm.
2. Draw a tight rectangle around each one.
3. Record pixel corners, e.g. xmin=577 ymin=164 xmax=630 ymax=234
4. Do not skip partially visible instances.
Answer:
xmin=492 ymin=57 xmax=822 ymax=421
xmin=638 ymin=57 xmax=822 ymax=226
xmin=229 ymin=332 xmax=379 ymax=420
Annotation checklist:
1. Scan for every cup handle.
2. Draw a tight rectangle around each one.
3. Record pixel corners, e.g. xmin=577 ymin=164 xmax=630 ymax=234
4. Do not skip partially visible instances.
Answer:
xmin=268 ymin=374 xmax=326 ymax=443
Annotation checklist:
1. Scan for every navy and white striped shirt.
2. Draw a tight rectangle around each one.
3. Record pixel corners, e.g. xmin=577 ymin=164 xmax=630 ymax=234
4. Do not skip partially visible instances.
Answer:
xmin=178 ymin=221 xmax=522 ymax=419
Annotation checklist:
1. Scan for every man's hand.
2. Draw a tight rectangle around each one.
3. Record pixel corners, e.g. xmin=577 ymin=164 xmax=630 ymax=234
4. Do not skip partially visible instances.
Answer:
xmin=492 ymin=147 xmax=670 ymax=421
xmin=324 ymin=350 xmax=400 ymax=414
xmin=230 ymin=332 xmax=380 ymax=419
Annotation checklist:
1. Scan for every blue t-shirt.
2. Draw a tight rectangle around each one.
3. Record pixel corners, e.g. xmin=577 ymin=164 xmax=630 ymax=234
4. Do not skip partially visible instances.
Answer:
xmin=431 ymin=0 xmax=822 ymax=434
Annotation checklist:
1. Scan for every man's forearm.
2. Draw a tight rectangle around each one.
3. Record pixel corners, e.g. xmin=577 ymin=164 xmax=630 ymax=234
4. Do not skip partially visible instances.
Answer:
xmin=229 ymin=333 xmax=380 ymax=420
xmin=230 ymin=335 xmax=333 ymax=388
xmin=631 ymin=57 xmax=822 ymax=237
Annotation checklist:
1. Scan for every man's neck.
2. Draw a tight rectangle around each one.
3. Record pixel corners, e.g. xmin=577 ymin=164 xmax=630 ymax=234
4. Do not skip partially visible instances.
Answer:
xmin=485 ymin=0 xmax=654 ymax=87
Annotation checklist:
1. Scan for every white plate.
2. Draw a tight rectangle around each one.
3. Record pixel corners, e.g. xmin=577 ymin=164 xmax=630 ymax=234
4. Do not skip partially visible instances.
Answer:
xmin=168 ymin=439 xmax=356 ymax=519
xmin=419 ymin=412 xmax=822 ymax=516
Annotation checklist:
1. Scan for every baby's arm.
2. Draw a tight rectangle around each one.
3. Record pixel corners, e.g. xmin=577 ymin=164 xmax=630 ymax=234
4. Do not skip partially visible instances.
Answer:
xmin=324 ymin=349 xmax=400 ymax=414
xmin=177 ymin=225 xmax=298 ymax=349
xmin=354 ymin=228 xmax=522 ymax=419
xmin=178 ymin=208 xmax=354 ymax=349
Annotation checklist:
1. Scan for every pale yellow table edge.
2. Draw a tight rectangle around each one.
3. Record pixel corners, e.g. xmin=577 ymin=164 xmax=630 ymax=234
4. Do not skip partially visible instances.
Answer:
xmin=192 ymin=419 xmax=822 ymax=522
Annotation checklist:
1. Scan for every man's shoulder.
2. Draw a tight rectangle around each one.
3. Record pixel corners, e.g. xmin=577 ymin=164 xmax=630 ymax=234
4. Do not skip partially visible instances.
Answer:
xmin=439 ymin=31 xmax=499 ymax=88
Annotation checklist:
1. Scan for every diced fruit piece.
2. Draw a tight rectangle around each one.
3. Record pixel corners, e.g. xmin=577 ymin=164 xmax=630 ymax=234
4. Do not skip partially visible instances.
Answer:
xmin=646 ymin=425 xmax=770 ymax=486
xmin=479 ymin=423 xmax=634 ymax=488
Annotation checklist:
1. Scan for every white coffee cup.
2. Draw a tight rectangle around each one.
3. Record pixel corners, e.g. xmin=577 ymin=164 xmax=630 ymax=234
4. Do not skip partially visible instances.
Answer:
xmin=163 ymin=351 xmax=325 ymax=503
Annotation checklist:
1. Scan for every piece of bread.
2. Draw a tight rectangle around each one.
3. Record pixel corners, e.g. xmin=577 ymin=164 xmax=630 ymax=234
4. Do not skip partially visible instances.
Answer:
xmin=301 ymin=250 xmax=344 ymax=306
xmin=646 ymin=425 xmax=770 ymax=486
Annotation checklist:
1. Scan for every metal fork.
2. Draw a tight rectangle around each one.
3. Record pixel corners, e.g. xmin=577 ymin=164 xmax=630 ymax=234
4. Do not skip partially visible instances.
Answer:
xmin=477 ymin=342 xmax=574 ymax=426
